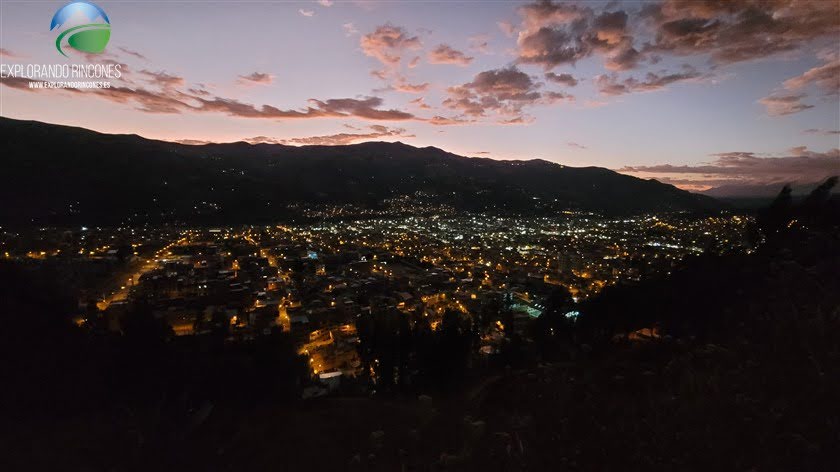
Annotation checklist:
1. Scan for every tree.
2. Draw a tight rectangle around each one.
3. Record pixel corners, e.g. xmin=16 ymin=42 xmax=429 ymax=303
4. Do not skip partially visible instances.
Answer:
xmin=533 ymin=287 xmax=575 ymax=359
xmin=757 ymin=184 xmax=793 ymax=238
xmin=355 ymin=309 xmax=411 ymax=391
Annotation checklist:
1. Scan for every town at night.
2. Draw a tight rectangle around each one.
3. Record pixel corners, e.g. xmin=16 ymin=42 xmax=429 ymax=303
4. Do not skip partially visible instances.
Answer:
xmin=2 ymin=212 xmax=750 ymax=376
xmin=2 ymin=1 xmax=838 ymax=470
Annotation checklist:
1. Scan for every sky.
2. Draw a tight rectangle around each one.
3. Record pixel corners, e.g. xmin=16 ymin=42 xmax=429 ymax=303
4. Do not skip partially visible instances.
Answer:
xmin=1 ymin=0 xmax=838 ymax=194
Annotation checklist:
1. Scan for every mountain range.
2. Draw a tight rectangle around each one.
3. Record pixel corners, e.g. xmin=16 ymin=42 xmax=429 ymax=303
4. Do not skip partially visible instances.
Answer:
xmin=0 ymin=117 xmax=723 ymax=225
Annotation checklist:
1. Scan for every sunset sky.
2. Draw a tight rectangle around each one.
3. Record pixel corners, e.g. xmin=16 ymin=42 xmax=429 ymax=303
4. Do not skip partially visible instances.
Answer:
xmin=1 ymin=0 xmax=838 ymax=193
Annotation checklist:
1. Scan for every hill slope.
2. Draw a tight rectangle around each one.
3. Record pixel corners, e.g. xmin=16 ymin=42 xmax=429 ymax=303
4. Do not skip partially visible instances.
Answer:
xmin=0 ymin=117 xmax=722 ymax=225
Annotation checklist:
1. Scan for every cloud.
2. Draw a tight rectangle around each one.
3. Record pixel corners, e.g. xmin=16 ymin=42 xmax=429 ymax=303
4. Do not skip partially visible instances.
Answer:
xmin=604 ymin=39 xmax=642 ymax=71
xmin=620 ymin=147 xmax=840 ymax=190
xmin=0 ymin=67 xmax=193 ymax=113
xmin=0 ymin=76 xmax=37 ymax=90
xmin=343 ymin=22 xmax=358 ymax=36
xmin=193 ymin=94 xmax=419 ymax=121
xmin=642 ymin=0 xmax=840 ymax=65
xmin=175 ymin=139 xmax=215 ymax=145
xmin=360 ymin=25 xmax=425 ymax=92
xmin=759 ymin=51 xmax=838 ymax=116
xmin=510 ymin=0 xmax=839 ymax=74
xmin=139 ymin=70 xmax=185 ymax=89
xmin=498 ymin=115 xmax=536 ymax=125
xmin=428 ymin=44 xmax=474 ymax=66
xmin=409 ymin=97 xmax=432 ymax=109
xmin=0 ymin=48 xmax=22 ymax=58
xmin=96 ymin=86 xmax=192 ymax=114
xmin=444 ymin=67 xmax=539 ymax=116
xmin=242 ymin=136 xmax=282 ymax=144
xmin=514 ymin=2 xmax=642 ymax=71
xmin=190 ymin=95 xmax=419 ymax=122
xmin=591 ymin=10 xmax=629 ymax=46
xmin=787 ymin=145 xmax=839 ymax=158
xmin=469 ymin=35 xmax=492 ymax=55
xmin=370 ymin=69 xmax=389 ymax=80
xmin=542 ymin=91 xmax=575 ymax=104
xmin=631 ymin=67 xmax=704 ymax=90
xmin=187 ymin=86 xmax=211 ymax=96
xmin=595 ymin=65 xmax=704 ymax=95
xmin=443 ymin=66 xmax=566 ymax=119
xmin=237 ymin=72 xmax=274 ymax=85
xmin=78 ymin=50 xmax=130 ymax=72
xmin=189 ymin=96 xmax=327 ymax=118
xmin=594 ymin=74 xmax=631 ymax=96
xmin=545 ymin=72 xmax=578 ymax=87
xmin=308 ymin=96 xmax=416 ymax=120
xmin=116 ymin=47 xmax=146 ymax=60
xmin=391 ymin=78 xmax=430 ymax=94
xmin=361 ymin=24 xmax=422 ymax=67
xmin=299 ymin=9 xmax=315 ymax=17
xmin=428 ymin=115 xmax=474 ymax=126
xmin=518 ymin=1 xmax=590 ymax=31
xmin=517 ymin=23 xmax=590 ymax=69
xmin=279 ymin=125 xmax=414 ymax=146
xmin=782 ymin=54 xmax=840 ymax=96
xmin=1 ymin=73 xmax=419 ymax=122
xmin=567 ymin=142 xmax=587 ymax=149
xmin=497 ymin=21 xmax=515 ymax=37
xmin=759 ymin=93 xmax=814 ymax=116
xmin=583 ymin=99 xmax=609 ymax=108
xmin=804 ymin=128 xmax=840 ymax=136
xmin=317 ymin=0 xmax=334 ymax=6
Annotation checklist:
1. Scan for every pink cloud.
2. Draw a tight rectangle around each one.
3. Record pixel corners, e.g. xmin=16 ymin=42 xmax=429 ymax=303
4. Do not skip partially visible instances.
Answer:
xmin=428 ymin=44 xmax=474 ymax=66
xmin=444 ymin=66 xmax=544 ymax=118
xmin=620 ymin=147 xmax=840 ymax=189
xmin=238 ymin=72 xmax=274 ymax=85
xmin=279 ymin=125 xmax=414 ymax=145
xmin=361 ymin=24 xmax=422 ymax=67
xmin=595 ymin=66 xmax=705 ymax=96
xmin=759 ymin=93 xmax=814 ymax=117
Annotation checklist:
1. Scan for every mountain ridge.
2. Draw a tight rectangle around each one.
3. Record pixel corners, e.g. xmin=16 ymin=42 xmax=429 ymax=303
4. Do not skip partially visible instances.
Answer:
xmin=0 ymin=117 xmax=723 ymax=225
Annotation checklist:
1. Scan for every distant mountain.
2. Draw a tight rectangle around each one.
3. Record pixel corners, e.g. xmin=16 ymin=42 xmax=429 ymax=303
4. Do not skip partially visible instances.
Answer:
xmin=701 ymin=182 xmax=825 ymax=199
xmin=0 ymin=117 xmax=723 ymax=225
xmin=701 ymin=181 xmax=837 ymax=210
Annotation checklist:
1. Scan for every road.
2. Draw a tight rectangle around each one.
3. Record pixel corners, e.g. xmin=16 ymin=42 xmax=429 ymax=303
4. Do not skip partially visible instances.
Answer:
xmin=96 ymin=258 xmax=159 ymax=310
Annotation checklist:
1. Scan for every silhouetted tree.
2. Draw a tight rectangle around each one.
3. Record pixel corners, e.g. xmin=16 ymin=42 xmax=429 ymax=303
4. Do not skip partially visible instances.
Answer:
xmin=799 ymin=176 xmax=838 ymax=229
xmin=533 ymin=287 xmax=575 ymax=359
xmin=252 ymin=327 xmax=308 ymax=398
xmin=757 ymin=184 xmax=793 ymax=238
xmin=355 ymin=309 xmax=411 ymax=391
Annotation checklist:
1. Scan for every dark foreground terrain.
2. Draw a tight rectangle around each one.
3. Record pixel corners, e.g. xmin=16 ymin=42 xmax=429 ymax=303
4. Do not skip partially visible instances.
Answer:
xmin=2 ymin=183 xmax=838 ymax=471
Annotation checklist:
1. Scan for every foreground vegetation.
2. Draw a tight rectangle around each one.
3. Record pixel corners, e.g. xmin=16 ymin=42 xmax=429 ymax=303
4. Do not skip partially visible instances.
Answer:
xmin=2 ymin=181 xmax=838 ymax=471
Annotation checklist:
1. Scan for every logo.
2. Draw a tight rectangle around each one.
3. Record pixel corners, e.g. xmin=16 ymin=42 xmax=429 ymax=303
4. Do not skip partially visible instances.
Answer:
xmin=50 ymin=2 xmax=111 ymax=57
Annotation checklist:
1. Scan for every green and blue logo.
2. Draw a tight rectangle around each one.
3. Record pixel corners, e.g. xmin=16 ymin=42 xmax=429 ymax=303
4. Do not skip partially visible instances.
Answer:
xmin=50 ymin=2 xmax=111 ymax=57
